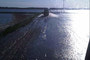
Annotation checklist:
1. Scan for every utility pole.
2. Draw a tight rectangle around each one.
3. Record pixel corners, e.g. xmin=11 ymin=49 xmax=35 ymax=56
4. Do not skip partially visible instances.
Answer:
xmin=62 ymin=0 xmax=65 ymax=12
xmin=63 ymin=0 xmax=65 ymax=9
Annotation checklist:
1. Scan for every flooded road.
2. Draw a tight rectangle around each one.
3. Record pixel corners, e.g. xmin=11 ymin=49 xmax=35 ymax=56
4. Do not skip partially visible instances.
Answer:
xmin=0 ymin=10 xmax=89 ymax=60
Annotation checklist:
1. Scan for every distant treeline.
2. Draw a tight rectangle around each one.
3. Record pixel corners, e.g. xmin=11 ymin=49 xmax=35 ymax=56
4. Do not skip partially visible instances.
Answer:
xmin=0 ymin=7 xmax=89 ymax=10
xmin=0 ymin=7 xmax=46 ymax=9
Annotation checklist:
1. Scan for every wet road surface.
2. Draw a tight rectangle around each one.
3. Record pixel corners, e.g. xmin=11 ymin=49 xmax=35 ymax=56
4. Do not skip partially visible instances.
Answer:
xmin=0 ymin=10 xmax=89 ymax=60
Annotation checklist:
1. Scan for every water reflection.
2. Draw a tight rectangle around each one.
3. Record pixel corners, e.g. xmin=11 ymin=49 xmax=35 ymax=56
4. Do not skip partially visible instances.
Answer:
xmin=66 ymin=10 xmax=89 ymax=60
xmin=49 ymin=10 xmax=89 ymax=60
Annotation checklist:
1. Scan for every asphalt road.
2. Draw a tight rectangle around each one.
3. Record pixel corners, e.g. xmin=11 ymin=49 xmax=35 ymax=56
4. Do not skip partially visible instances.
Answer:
xmin=0 ymin=11 xmax=89 ymax=60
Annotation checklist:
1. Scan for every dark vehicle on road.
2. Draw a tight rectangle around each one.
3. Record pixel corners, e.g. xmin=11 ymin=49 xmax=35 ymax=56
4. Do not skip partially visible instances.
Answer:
xmin=44 ymin=8 xmax=49 ymax=16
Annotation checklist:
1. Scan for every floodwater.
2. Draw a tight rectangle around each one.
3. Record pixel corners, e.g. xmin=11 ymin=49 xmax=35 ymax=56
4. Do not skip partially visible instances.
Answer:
xmin=0 ymin=14 xmax=13 ymax=25
xmin=0 ymin=10 xmax=89 ymax=60
xmin=0 ymin=9 xmax=44 ymax=13
xmin=0 ymin=13 xmax=35 ymax=32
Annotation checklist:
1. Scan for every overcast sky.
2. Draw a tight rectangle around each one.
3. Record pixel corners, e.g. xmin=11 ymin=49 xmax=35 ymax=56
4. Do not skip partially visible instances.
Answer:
xmin=0 ymin=0 xmax=89 ymax=8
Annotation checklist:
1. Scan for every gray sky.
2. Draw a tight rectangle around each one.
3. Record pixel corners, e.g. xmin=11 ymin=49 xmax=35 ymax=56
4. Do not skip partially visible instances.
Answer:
xmin=0 ymin=0 xmax=89 ymax=8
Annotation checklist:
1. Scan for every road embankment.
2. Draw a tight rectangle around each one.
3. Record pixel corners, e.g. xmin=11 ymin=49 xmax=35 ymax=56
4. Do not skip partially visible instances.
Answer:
xmin=0 ymin=13 xmax=40 ymax=39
